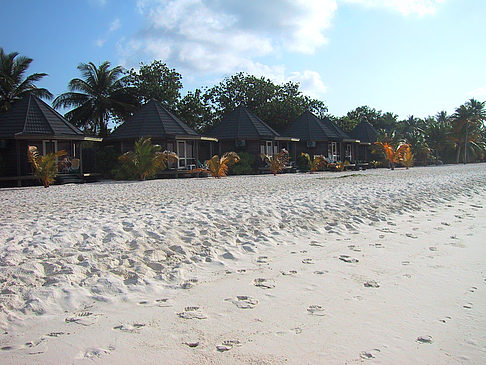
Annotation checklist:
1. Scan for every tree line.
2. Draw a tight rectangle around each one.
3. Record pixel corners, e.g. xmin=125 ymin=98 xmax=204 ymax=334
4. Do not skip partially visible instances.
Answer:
xmin=1 ymin=48 xmax=485 ymax=164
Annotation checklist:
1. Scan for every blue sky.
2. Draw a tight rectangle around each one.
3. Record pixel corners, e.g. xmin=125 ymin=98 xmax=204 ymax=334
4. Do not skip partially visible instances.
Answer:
xmin=1 ymin=0 xmax=485 ymax=119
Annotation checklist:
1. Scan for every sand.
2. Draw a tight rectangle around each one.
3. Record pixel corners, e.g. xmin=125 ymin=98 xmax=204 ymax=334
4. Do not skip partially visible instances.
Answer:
xmin=0 ymin=164 xmax=485 ymax=364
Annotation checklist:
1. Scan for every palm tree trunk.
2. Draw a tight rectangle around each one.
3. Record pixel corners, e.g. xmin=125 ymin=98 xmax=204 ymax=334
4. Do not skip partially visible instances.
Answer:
xmin=456 ymin=145 xmax=461 ymax=164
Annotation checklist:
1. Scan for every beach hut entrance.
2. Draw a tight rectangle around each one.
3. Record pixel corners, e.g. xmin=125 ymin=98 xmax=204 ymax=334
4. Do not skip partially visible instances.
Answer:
xmin=260 ymin=140 xmax=276 ymax=156
xmin=328 ymin=142 xmax=339 ymax=162
xmin=345 ymin=144 xmax=352 ymax=161
xmin=177 ymin=140 xmax=195 ymax=169
xmin=42 ymin=140 xmax=58 ymax=155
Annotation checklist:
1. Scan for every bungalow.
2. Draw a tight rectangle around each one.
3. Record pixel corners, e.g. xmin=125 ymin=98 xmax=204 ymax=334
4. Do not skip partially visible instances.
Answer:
xmin=283 ymin=111 xmax=360 ymax=163
xmin=349 ymin=121 xmax=378 ymax=163
xmin=0 ymin=94 xmax=100 ymax=187
xmin=105 ymin=99 xmax=217 ymax=170
xmin=207 ymin=105 xmax=298 ymax=159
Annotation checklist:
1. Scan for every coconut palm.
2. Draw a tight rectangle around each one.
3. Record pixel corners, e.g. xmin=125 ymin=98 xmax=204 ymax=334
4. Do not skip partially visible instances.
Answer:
xmin=451 ymin=99 xmax=486 ymax=163
xmin=118 ymin=137 xmax=178 ymax=180
xmin=0 ymin=48 xmax=52 ymax=111
xmin=27 ymin=146 xmax=67 ymax=188
xmin=261 ymin=149 xmax=289 ymax=175
xmin=53 ymin=61 xmax=137 ymax=137
xmin=424 ymin=112 xmax=451 ymax=164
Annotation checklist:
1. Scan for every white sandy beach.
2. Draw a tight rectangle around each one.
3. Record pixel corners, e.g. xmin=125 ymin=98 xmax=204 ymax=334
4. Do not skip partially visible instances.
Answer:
xmin=1 ymin=164 xmax=486 ymax=364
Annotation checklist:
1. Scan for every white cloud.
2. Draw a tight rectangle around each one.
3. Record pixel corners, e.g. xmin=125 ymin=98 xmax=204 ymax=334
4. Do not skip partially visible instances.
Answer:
xmin=341 ymin=0 xmax=446 ymax=16
xmin=122 ymin=0 xmax=337 ymax=76
xmin=287 ymin=70 xmax=328 ymax=99
xmin=468 ymin=86 xmax=486 ymax=100
xmin=95 ymin=38 xmax=106 ymax=47
xmin=109 ymin=18 xmax=121 ymax=32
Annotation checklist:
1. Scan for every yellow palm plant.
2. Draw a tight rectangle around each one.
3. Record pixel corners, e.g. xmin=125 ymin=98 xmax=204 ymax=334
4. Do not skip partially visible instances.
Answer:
xmin=200 ymin=152 xmax=240 ymax=178
xmin=118 ymin=137 xmax=178 ymax=180
xmin=401 ymin=145 xmax=414 ymax=169
xmin=301 ymin=153 xmax=327 ymax=173
xmin=374 ymin=142 xmax=410 ymax=170
xmin=262 ymin=149 xmax=289 ymax=175
xmin=27 ymin=145 xmax=67 ymax=188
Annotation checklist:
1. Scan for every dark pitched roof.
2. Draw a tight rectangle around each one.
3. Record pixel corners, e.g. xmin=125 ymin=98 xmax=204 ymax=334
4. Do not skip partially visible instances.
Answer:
xmin=207 ymin=106 xmax=280 ymax=140
xmin=0 ymin=94 xmax=84 ymax=138
xmin=320 ymin=117 xmax=353 ymax=141
xmin=106 ymin=99 xmax=199 ymax=140
xmin=283 ymin=110 xmax=344 ymax=141
xmin=349 ymin=121 xmax=378 ymax=144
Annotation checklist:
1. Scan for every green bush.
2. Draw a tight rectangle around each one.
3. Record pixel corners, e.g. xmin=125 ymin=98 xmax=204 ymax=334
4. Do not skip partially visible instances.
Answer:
xmin=296 ymin=154 xmax=310 ymax=172
xmin=230 ymin=151 xmax=255 ymax=175
xmin=96 ymin=146 xmax=120 ymax=179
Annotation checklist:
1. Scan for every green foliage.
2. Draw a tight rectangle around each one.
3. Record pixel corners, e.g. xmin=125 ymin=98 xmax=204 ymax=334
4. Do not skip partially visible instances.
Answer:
xmin=230 ymin=151 xmax=255 ymax=175
xmin=27 ymin=146 xmax=67 ymax=187
xmin=203 ymin=152 xmax=240 ymax=178
xmin=53 ymin=61 xmax=137 ymax=137
xmin=204 ymin=72 xmax=327 ymax=132
xmin=261 ymin=149 xmax=289 ymax=175
xmin=95 ymin=146 xmax=120 ymax=179
xmin=296 ymin=153 xmax=310 ymax=172
xmin=176 ymin=89 xmax=213 ymax=133
xmin=345 ymin=106 xmax=398 ymax=132
xmin=0 ymin=48 xmax=52 ymax=111
xmin=117 ymin=137 xmax=178 ymax=180
xmin=125 ymin=60 xmax=183 ymax=108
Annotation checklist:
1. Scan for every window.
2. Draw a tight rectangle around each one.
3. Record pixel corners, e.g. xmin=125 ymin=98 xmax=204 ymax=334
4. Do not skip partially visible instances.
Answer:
xmin=42 ymin=140 xmax=57 ymax=155
xmin=328 ymin=142 xmax=339 ymax=161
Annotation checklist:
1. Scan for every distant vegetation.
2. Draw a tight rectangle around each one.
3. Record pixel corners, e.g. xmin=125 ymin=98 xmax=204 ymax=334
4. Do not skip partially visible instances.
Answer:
xmin=1 ymin=49 xmax=485 ymax=165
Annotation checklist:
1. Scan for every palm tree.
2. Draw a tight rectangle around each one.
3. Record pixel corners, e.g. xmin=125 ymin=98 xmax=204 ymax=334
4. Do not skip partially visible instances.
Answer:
xmin=425 ymin=112 xmax=451 ymax=164
xmin=0 ymin=48 xmax=52 ymax=111
xmin=53 ymin=61 xmax=137 ymax=137
xmin=118 ymin=137 xmax=178 ymax=180
xmin=261 ymin=149 xmax=289 ymax=175
xmin=451 ymin=99 xmax=486 ymax=163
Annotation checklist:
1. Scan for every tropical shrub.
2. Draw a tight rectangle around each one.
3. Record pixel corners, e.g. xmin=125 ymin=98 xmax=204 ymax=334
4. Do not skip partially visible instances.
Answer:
xmin=202 ymin=152 xmax=240 ymax=178
xmin=328 ymin=160 xmax=350 ymax=172
xmin=261 ymin=149 xmax=289 ymax=175
xmin=301 ymin=153 xmax=327 ymax=173
xmin=27 ymin=146 xmax=67 ymax=188
xmin=374 ymin=142 xmax=410 ymax=170
xmin=95 ymin=145 xmax=120 ymax=178
xmin=230 ymin=151 xmax=255 ymax=175
xmin=118 ymin=137 xmax=178 ymax=180
xmin=296 ymin=153 xmax=310 ymax=172
xmin=402 ymin=145 xmax=414 ymax=169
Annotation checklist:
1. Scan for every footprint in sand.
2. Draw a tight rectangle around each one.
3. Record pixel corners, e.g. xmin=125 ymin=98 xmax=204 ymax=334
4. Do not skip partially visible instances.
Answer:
xmin=370 ymin=243 xmax=385 ymax=248
xmin=113 ymin=323 xmax=146 ymax=333
xmin=416 ymin=335 xmax=433 ymax=344
xmin=302 ymin=258 xmax=314 ymax=264
xmin=177 ymin=306 xmax=207 ymax=319
xmin=401 ymin=261 xmax=410 ymax=266
xmin=155 ymin=298 xmax=172 ymax=307
xmin=307 ymin=305 xmax=325 ymax=316
xmin=82 ymin=345 xmax=115 ymax=359
xmin=313 ymin=270 xmax=327 ymax=275
xmin=46 ymin=332 xmax=66 ymax=338
xmin=405 ymin=233 xmax=418 ymax=239
xmin=216 ymin=340 xmax=241 ymax=352
xmin=256 ymin=256 xmax=269 ymax=264
xmin=281 ymin=270 xmax=298 ymax=276
xmin=469 ymin=287 xmax=477 ymax=293
xmin=183 ymin=341 xmax=199 ymax=348
xmin=65 ymin=311 xmax=97 ymax=326
xmin=439 ymin=316 xmax=451 ymax=323
xmin=310 ymin=241 xmax=324 ymax=247
xmin=463 ymin=303 xmax=473 ymax=309
xmin=348 ymin=245 xmax=361 ymax=252
xmin=429 ymin=247 xmax=438 ymax=251
xmin=360 ymin=349 xmax=381 ymax=360
xmin=363 ymin=280 xmax=380 ymax=288
xmin=339 ymin=255 xmax=359 ymax=263
xmin=225 ymin=296 xmax=258 ymax=309
xmin=253 ymin=278 xmax=275 ymax=289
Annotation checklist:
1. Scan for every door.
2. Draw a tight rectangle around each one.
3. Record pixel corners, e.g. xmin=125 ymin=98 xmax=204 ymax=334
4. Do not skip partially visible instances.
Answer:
xmin=177 ymin=141 xmax=186 ymax=169
xmin=346 ymin=144 xmax=352 ymax=161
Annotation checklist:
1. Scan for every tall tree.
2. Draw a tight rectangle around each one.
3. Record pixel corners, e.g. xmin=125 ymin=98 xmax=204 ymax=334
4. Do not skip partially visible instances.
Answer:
xmin=125 ymin=60 xmax=183 ymax=108
xmin=53 ymin=61 xmax=137 ymax=137
xmin=176 ymin=89 xmax=213 ymax=133
xmin=345 ymin=106 xmax=398 ymax=131
xmin=451 ymin=99 xmax=486 ymax=163
xmin=424 ymin=112 xmax=451 ymax=164
xmin=0 ymin=48 xmax=52 ymax=111
xmin=204 ymin=72 xmax=327 ymax=131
